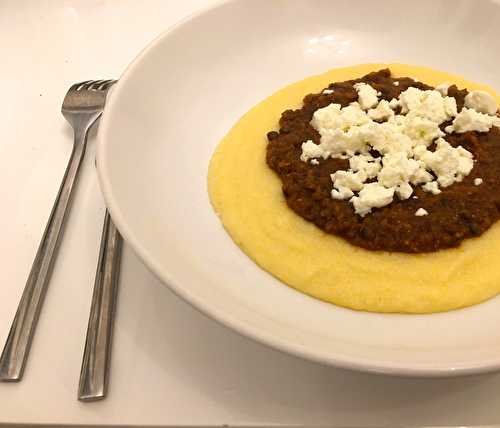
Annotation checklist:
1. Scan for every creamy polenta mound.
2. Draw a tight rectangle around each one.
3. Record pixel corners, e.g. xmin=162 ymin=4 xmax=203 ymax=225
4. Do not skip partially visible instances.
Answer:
xmin=207 ymin=63 xmax=500 ymax=313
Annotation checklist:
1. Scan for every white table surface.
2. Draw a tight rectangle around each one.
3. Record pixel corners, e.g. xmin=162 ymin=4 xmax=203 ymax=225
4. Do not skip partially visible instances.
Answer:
xmin=2 ymin=0 xmax=500 ymax=426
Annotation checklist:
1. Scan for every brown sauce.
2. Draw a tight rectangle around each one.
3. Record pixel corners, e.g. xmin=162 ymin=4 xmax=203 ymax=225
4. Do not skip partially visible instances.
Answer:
xmin=266 ymin=69 xmax=500 ymax=253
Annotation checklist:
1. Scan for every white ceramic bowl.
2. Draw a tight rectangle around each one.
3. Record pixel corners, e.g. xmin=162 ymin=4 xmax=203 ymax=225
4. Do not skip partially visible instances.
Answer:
xmin=97 ymin=0 xmax=500 ymax=376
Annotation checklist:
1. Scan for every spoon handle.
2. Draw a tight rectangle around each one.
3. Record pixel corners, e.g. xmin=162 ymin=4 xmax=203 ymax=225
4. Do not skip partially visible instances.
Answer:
xmin=78 ymin=210 xmax=122 ymax=401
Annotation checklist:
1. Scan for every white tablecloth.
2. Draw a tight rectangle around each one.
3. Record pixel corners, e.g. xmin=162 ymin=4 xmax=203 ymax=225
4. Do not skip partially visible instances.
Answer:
xmin=1 ymin=0 xmax=500 ymax=425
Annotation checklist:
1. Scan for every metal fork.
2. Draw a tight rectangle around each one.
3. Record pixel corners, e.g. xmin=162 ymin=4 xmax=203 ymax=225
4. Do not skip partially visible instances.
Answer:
xmin=0 ymin=79 xmax=115 ymax=381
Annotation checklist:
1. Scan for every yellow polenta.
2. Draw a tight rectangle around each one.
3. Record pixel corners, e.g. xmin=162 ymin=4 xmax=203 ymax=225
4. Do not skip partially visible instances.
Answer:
xmin=207 ymin=63 xmax=500 ymax=314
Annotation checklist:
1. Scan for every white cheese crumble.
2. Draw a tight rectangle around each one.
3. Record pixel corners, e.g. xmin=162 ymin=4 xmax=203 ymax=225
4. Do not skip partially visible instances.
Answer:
xmin=378 ymin=152 xmax=421 ymax=188
xmin=350 ymin=183 xmax=395 ymax=217
xmin=422 ymin=181 xmax=441 ymax=195
xmin=393 ymin=81 xmax=399 ymax=86
xmin=368 ymin=100 xmax=394 ymax=121
xmin=398 ymin=87 xmax=457 ymax=123
xmin=353 ymin=83 xmax=379 ymax=109
xmin=396 ymin=182 xmax=413 ymax=200
xmin=435 ymin=83 xmax=450 ymax=96
xmin=474 ymin=177 xmax=483 ymax=186
xmin=464 ymin=90 xmax=497 ymax=115
xmin=445 ymin=108 xmax=500 ymax=134
xmin=415 ymin=208 xmax=429 ymax=216
xmin=299 ymin=81 xmax=500 ymax=216
xmin=349 ymin=153 xmax=381 ymax=178
xmin=400 ymin=115 xmax=445 ymax=147
xmin=418 ymin=138 xmax=473 ymax=187
xmin=331 ymin=170 xmax=366 ymax=192
xmin=310 ymin=159 xmax=319 ymax=165
xmin=322 ymin=89 xmax=334 ymax=95
xmin=388 ymin=98 xmax=400 ymax=109
xmin=331 ymin=187 xmax=354 ymax=200
xmin=300 ymin=140 xmax=324 ymax=162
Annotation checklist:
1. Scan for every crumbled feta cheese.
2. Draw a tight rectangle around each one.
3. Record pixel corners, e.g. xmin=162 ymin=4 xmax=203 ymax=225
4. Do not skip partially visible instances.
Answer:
xmin=464 ymin=90 xmax=497 ymax=115
xmin=388 ymin=98 xmax=400 ymax=109
xmin=445 ymin=107 xmax=500 ymax=133
xmin=322 ymin=89 xmax=334 ymax=95
xmin=401 ymin=114 xmax=445 ymax=146
xmin=348 ymin=153 xmax=381 ymax=179
xmin=316 ymin=128 xmax=370 ymax=158
xmin=331 ymin=186 xmax=354 ymax=200
xmin=368 ymin=100 xmax=394 ymax=121
xmin=354 ymin=82 xmax=379 ymax=109
xmin=311 ymin=103 xmax=370 ymax=134
xmin=310 ymin=103 xmax=341 ymax=130
xmin=398 ymin=87 xmax=425 ymax=114
xmin=393 ymin=81 xmax=400 ymax=86
xmin=410 ymin=167 xmax=434 ymax=185
xmin=415 ymin=208 xmax=429 ymax=216
xmin=331 ymin=170 xmax=366 ymax=193
xmin=412 ymin=144 xmax=427 ymax=159
xmin=370 ymin=121 xmax=413 ymax=156
xmin=300 ymin=140 xmax=325 ymax=162
xmin=419 ymin=138 xmax=473 ymax=187
xmin=378 ymin=152 xmax=421 ymax=187
xmin=298 ymin=82 xmax=488 ymax=216
xmin=399 ymin=87 xmax=457 ymax=123
xmin=435 ymin=83 xmax=450 ymax=96
xmin=396 ymin=182 xmax=413 ymax=200
xmin=444 ymin=97 xmax=459 ymax=118
xmin=474 ymin=177 xmax=483 ymax=186
xmin=412 ymin=195 xmax=418 ymax=199
xmin=422 ymin=181 xmax=441 ymax=195
xmin=341 ymin=104 xmax=372 ymax=128
xmin=350 ymin=183 xmax=395 ymax=216
xmin=309 ymin=103 xmax=375 ymax=158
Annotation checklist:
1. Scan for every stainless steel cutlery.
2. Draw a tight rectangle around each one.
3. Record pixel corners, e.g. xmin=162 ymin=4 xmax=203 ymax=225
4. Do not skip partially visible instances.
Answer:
xmin=79 ymin=210 xmax=122 ymax=401
xmin=0 ymin=79 xmax=120 ymax=402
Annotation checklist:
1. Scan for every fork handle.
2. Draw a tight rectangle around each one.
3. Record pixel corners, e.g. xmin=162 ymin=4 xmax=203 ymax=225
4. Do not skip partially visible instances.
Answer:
xmin=0 ymin=126 xmax=93 ymax=381
xmin=78 ymin=210 xmax=122 ymax=402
